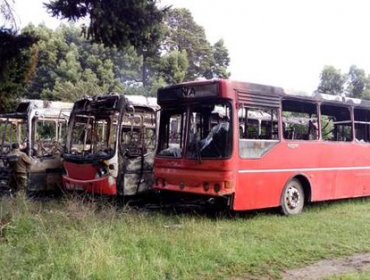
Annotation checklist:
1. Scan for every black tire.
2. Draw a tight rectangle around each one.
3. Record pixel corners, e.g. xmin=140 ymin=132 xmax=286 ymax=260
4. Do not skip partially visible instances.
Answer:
xmin=281 ymin=178 xmax=305 ymax=215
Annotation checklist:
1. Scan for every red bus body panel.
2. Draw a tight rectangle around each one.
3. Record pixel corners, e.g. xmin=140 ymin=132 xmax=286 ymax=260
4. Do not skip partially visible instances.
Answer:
xmin=155 ymin=158 xmax=236 ymax=196
xmin=234 ymin=141 xmax=370 ymax=210
xmin=154 ymin=79 xmax=370 ymax=212
xmin=63 ymin=161 xmax=117 ymax=195
xmin=156 ymin=139 xmax=370 ymax=211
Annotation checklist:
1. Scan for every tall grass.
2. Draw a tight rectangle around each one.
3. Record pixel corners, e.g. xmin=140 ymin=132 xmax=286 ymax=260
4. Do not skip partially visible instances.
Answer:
xmin=1 ymin=196 xmax=370 ymax=279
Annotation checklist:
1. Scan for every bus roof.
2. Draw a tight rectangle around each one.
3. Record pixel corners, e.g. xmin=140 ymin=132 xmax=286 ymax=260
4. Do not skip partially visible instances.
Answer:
xmin=158 ymin=79 xmax=370 ymax=109
xmin=126 ymin=95 xmax=159 ymax=109
xmin=0 ymin=99 xmax=73 ymax=120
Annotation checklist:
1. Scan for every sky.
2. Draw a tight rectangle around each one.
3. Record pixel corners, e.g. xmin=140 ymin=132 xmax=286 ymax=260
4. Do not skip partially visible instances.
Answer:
xmin=11 ymin=0 xmax=370 ymax=93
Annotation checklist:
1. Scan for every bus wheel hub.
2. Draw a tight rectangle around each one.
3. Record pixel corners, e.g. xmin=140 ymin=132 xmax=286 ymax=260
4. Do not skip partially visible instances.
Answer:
xmin=286 ymin=187 xmax=300 ymax=209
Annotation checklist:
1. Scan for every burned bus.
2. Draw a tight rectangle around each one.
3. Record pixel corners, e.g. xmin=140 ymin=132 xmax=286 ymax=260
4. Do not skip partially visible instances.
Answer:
xmin=0 ymin=100 xmax=73 ymax=193
xmin=63 ymin=94 xmax=158 ymax=196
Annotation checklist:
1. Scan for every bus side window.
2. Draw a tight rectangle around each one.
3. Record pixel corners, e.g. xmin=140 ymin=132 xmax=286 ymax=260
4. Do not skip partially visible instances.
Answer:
xmin=354 ymin=108 xmax=370 ymax=143
xmin=238 ymin=107 xmax=278 ymax=140
xmin=157 ymin=112 xmax=185 ymax=158
xmin=282 ymin=100 xmax=318 ymax=140
xmin=238 ymin=106 xmax=279 ymax=159
xmin=320 ymin=104 xmax=352 ymax=142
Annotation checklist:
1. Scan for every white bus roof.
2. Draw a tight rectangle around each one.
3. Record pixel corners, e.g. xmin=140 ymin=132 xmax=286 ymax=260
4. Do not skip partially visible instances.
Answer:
xmin=125 ymin=95 xmax=159 ymax=109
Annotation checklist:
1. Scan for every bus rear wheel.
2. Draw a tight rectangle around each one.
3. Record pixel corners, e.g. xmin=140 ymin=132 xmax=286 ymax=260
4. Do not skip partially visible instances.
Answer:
xmin=281 ymin=178 xmax=304 ymax=215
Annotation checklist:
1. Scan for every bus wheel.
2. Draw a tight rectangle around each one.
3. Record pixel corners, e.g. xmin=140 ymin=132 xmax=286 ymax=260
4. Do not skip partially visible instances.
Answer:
xmin=281 ymin=178 xmax=304 ymax=215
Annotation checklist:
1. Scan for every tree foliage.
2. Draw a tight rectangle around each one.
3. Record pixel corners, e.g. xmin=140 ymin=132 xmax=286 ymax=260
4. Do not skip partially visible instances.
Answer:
xmin=163 ymin=8 xmax=230 ymax=80
xmin=317 ymin=66 xmax=346 ymax=95
xmin=157 ymin=50 xmax=188 ymax=84
xmin=45 ymin=0 xmax=167 ymax=50
xmin=317 ymin=65 xmax=370 ymax=100
xmin=22 ymin=24 xmax=126 ymax=101
xmin=347 ymin=65 xmax=369 ymax=98
xmin=0 ymin=0 xmax=16 ymax=28
xmin=0 ymin=28 xmax=37 ymax=112
xmin=0 ymin=5 xmax=231 ymax=109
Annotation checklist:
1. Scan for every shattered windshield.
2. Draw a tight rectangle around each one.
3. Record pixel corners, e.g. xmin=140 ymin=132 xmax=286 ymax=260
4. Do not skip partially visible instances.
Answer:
xmin=157 ymin=101 xmax=232 ymax=159
xmin=67 ymin=112 xmax=119 ymax=158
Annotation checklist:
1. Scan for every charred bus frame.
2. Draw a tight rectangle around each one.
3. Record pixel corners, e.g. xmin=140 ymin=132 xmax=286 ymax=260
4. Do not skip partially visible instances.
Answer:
xmin=63 ymin=94 xmax=159 ymax=196
xmin=0 ymin=100 xmax=73 ymax=192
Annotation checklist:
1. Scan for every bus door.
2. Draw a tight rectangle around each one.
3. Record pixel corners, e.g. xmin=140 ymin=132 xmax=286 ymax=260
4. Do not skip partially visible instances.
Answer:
xmin=119 ymin=109 xmax=156 ymax=195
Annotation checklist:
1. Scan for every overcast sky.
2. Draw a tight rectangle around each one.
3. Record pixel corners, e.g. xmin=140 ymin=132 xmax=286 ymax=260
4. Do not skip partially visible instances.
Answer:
xmin=13 ymin=0 xmax=370 ymax=93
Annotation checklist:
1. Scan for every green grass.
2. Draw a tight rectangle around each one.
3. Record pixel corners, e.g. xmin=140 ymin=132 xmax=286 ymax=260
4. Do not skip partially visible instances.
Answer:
xmin=2 ymin=196 xmax=370 ymax=279
xmin=327 ymin=272 xmax=370 ymax=280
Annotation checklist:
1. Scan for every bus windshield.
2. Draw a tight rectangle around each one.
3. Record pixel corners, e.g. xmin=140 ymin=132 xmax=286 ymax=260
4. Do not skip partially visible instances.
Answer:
xmin=157 ymin=101 xmax=232 ymax=159
xmin=66 ymin=112 xmax=119 ymax=159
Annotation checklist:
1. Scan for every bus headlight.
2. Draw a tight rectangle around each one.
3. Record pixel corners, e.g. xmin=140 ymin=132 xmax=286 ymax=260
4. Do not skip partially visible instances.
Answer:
xmin=96 ymin=166 xmax=108 ymax=178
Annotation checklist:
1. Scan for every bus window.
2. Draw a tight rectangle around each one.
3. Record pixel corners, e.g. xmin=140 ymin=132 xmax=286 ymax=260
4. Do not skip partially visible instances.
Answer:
xmin=58 ymin=122 xmax=67 ymax=144
xmin=282 ymin=100 xmax=318 ymax=140
xmin=239 ymin=107 xmax=279 ymax=159
xmin=0 ymin=120 xmax=27 ymax=154
xmin=69 ymin=114 xmax=117 ymax=156
xmin=157 ymin=112 xmax=186 ymax=158
xmin=33 ymin=120 xmax=59 ymax=157
xmin=144 ymin=128 xmax=156 ymax=149
xmin=321 ymin=104 xmax=352 ymax=142
xmin=186 ymin=103 xmax=232 ymax=159
xmin=121 ymin=113 xmax=144 ymax=156
xmin=354 ymin=108 xmax=370 ymax=143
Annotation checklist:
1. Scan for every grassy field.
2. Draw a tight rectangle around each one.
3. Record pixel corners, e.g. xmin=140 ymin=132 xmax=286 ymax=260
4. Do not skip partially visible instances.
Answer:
xmin=1 ymin=195 xmax=370 ymax=279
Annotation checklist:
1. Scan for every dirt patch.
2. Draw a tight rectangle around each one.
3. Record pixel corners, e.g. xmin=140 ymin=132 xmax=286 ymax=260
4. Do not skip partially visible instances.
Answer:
xmin=283 ymin=253 xmax=370 ymax=280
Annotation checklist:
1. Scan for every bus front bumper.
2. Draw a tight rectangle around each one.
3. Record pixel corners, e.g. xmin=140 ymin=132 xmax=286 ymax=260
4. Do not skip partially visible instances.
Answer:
xmin=63 ymin=175 xmax=117 ymax=196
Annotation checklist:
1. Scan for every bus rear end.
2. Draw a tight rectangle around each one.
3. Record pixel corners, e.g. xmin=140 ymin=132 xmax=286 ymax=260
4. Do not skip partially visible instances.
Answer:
xmin=154 ymin=80 xmax=237 ymax=205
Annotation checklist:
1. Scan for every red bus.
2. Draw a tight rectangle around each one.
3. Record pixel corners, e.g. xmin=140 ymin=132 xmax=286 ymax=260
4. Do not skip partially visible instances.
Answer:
xmin=154 ymin=79 xmax=370 ymax=215
xmin=63 ymin=95 xmax=158 ymax=196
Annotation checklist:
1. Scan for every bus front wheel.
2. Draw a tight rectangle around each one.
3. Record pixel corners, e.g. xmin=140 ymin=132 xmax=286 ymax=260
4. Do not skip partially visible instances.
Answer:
xmin=281 ymin=178 xmax=305 ymax=215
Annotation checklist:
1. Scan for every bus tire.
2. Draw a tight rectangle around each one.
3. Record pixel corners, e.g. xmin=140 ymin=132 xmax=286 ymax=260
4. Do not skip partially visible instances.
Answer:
xmin=280 ymin=178 xmax=305 ymax=215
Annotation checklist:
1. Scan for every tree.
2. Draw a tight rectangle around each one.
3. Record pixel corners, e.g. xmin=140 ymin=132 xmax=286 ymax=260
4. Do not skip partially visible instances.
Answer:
xmin=360 ymin=82 xmax=370 ymax=100
xmin=164 ymin=8 xmax=212 ymax=80
xmin=21 ymin=24 xmax=129 ymax=101
xmin=45 ymin=0 xmax=167 ymax=50
xmin=163 ymin=8 xmax=230 ymax=81
xmin=0 ymin=0 xmax=16 ymax=28
xmin=22 ymin=24 xmax=69 ymax=99
xmin=317 ymin=66 xmax=346 ymax=95
xmin=0 ymin=1 xmax=39 ymax=112
xmin=0 ymin=28 xmax=37 ymax=112
xmin=347 ymin=65 xmax=368 ymax=98
xmin=207 ymin=39 xmax=230 ymax=79
xmin=317 ymin=65 xmax=370 ymax=100
xmin=157 ymin=50 xmax=188 ymax=84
